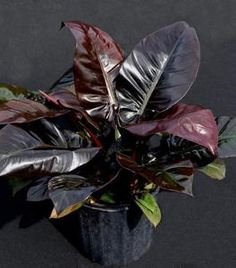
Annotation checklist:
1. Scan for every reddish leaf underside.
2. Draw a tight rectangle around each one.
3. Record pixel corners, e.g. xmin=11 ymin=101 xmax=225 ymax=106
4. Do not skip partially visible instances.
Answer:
xmin=0 ymin=99 xmax=66 ymax=124
xmin=116 ymin=153 xmax=193 ymax=194
xmin=126 ymin=103 xmax=218 ymax=155
xmin=64 ymin=20 xmax=124 ymax=121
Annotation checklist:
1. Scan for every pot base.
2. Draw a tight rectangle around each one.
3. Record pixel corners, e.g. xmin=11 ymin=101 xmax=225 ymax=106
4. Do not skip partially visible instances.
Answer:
xmin=74 ymin=203 xmax=154 ymax=266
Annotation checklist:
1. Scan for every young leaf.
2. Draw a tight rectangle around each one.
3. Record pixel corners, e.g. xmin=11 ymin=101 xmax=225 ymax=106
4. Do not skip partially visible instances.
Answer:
xmin=64 ymin=20 xmax=124 ymax=121
xmin=217 ymin=116 xmax=236 ymax=158
xmin=135 ymin=192 xmax=161 ymax=227
xmin=115 ymin=21 xmax=200 ymax=125
xmin=199 ymin=159 xmax=226 ymax=180
xmin=126 ymin=103 xmax=218 ymax=155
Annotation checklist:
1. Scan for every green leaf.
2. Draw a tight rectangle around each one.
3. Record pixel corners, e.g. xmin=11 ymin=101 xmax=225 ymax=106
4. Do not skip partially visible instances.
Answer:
xmin=217 ymin=116 xmax=236 ymax=158
xmin=199 ymin=159 xmax=226 ymax=180
xmin=135 ymin=192 xmax=161 ymax=227
xmin=8 ymin=177 xmax=32 ymax=196
xmin=0 ymin=83 xmax=35 ymax=103
xmin=144 ymin=183 xmax=156 ymax=191
xmin=100 ymin=191 xmax=116 ymax=204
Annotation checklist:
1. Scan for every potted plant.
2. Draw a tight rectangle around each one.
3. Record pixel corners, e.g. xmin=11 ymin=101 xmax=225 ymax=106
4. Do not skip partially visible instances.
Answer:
xmin=0 ymin=20 xmax=236 ymax=266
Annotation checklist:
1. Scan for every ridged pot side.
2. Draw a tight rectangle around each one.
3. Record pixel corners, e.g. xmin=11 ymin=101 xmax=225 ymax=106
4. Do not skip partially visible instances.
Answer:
xmin=74 ymin=200 xmax=156 ymax=266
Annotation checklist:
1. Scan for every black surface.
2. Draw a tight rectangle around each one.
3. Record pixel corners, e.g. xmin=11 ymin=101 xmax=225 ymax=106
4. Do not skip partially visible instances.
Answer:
xmin=0 ymin=1 xmax=236 ymax=267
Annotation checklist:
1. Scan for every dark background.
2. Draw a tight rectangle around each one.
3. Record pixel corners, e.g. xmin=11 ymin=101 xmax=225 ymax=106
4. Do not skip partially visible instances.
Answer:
xmin=0 ymin=0 xmax=236 ymax=267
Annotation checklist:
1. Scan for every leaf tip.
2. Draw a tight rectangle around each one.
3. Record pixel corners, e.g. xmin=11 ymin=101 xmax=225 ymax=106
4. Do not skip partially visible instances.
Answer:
xmin=60 ymin=21 xmax=65 ymax=30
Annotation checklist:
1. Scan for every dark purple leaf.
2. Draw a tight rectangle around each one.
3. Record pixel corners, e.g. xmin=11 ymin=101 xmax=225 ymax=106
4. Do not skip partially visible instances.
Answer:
xmin=158 ymin=134 xmax=216 ymax=167
xmin=146 ymin=158 xmax=194 ymax=195
xmin=25 ymin=118 xmax=67 ymax=148
xmin=0 ymin=147 xmax=100 ymax=178
xmin=0 ymin=125 xmax=100 ymax=178
xmin=64 ymin=20 xmax=124 ymax=121
xmin=48 ymin=170 xmax=120 ymax=214
xmin=41 ymin=66 xmax=78 ymax=114
xmin=40 ymin=89 xmax=79 ymax=111
xmin=0 ymin=124 xmax=43 ymax=153
xmin=0 ymin=99 xmax=66 ymax=125
xmin=126 ymin=103 xmax=218 ymax=154
xmin=115 ymin=21 xmax=200 ymax=125
xmin=22 ymin=114 xmax=91 ymax=149
xmin=27 ymin=177 xmax=50 ymax=201
xmin=116 ymin=153 xmax=193 ymax=194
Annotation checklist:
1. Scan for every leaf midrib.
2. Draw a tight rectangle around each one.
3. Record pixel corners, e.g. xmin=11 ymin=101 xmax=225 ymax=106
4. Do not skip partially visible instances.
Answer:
xmin=138 ymin=26 xmax=186 ymax=117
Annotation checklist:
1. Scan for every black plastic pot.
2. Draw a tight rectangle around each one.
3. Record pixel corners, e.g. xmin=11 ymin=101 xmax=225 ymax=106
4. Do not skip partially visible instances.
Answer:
xmin=72 ymin=191 xmax=158 ymax=266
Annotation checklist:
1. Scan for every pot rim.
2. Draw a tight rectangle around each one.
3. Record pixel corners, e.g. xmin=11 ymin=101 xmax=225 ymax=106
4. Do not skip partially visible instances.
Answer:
xmin=83 ymin=188 xmax=159 ymax=212
xmin=84 ymin=202 xmax=130 ymax=212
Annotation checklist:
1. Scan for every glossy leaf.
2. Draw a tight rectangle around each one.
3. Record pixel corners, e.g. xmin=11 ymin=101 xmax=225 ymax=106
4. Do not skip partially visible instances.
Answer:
xmin=0 ymin=99 xmax=66 ymax=125
xmin=115 ymin=21 xmax=200 ymax=125
xmin=22 ymin=114 xmax=91 ymax=149
xmin=40 ymin=88 xmax=76 ymax=111
xmin=217 ymin=116 xmax=236 ymax=158
xmin=41 ymin=89 xmax=100 ymax=134
xmin=0 ymin=115 xmax=90 ymax=153
xmin=42 ymin=66 xmax=98 ymax=129
xmin=27 ymin=177 xmax=50 ymax=201
xmin=126 ymin=103 xmax=218 ymax=154
xmin=199 ymin=159 xmax=226 ymax=180
xmin=135 ymin=192 xmax=161 ymax=227
xmin=48 ymin=170 xmax=120 ymax=214
xmin=147 ymin=158 xmax=194 ymax=195
xmin=116 ymin=153 xmax=193 ymax=194
xmin=41 ymin=67 xmax=78 ymax=112
xmin=40 ymin=89 xmax=78 ymax=111
xmin=158 ymin=134 xmax=215 ymax=167
xmin=0 ymin=124 xmax=43 ymax=154
xmin=162 ymin=166 xmax=193 ymax=195
xmin=64 ymin=20 xmax=124 ymax=121
xmin=0 ymin=147 xmax=100 ymax=178
xmin=23 ymin=118 xmax=67 ymax=148
xmin=0 ymin=125 xmax=100 ymax=178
